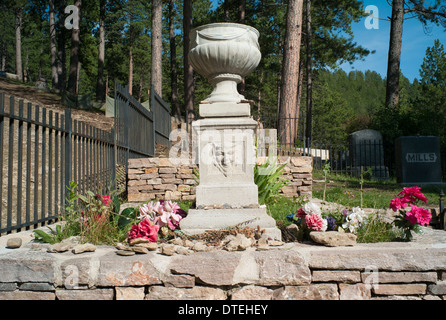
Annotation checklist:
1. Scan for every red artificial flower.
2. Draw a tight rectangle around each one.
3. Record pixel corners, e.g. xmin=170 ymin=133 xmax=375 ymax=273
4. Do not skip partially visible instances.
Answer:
xmin=397 ymin=186 xmax=428 ymax=204
xmin=128 ymin=218 xmax=160 ymax=243
xmin=296 ymin=207 xmax=306 ymax=219
xmin=390 ymin=197 xmax=408 ymax=212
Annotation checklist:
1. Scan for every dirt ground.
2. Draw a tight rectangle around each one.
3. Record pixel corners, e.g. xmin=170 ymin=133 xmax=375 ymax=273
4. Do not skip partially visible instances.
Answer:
xmin=0 ymin=78 xmax=114 ymax=132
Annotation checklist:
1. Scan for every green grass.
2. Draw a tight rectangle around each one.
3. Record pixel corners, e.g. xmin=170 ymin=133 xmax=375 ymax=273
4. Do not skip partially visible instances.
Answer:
xmin=312 ymin=170 xmax=442 ymax=210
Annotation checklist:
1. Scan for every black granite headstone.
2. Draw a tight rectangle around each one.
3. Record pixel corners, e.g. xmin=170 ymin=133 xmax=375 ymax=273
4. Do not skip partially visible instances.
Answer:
xmin=395 ymin=136 xmax=442 ymax=184
xmin=349 ymin=129 xmax=389 ymax=179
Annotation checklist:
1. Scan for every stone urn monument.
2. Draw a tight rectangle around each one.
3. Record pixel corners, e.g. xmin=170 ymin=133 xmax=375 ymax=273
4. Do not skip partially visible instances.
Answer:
xmin=180 ymin=23 xmax=281 ymax=240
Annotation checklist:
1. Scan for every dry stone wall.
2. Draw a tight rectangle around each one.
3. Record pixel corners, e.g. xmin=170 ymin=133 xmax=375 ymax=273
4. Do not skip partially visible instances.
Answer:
xmin=127 ymin=156 xmax=312 ymax=204
xmin=0 ymin=242 xmax=445 ymax=300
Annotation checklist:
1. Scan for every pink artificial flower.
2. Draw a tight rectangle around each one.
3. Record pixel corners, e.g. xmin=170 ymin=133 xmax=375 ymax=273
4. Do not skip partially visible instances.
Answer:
xmin=305 ymin=213 xmax=325 ymax=231
xmin=390 ymin=197 xmax=408 ymax=212
xmin=128 ymin=218 xmax=160 ymax=243
xmin=406 ymin=204 xmax=431 ymax=226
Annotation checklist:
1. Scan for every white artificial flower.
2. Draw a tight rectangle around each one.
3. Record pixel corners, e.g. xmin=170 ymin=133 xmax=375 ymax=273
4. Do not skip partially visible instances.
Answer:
xmin=304 ymin=202 xmax=322 ymax=216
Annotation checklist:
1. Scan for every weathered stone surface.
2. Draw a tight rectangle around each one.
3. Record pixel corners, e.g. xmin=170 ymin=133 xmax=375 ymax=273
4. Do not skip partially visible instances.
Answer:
xmin=0 ymin=283 xmax=17 ymax=291
xmin=145 ymin=286 xmax=227 ymax=300
xmin=428 ymin=281 xmax=446 ymax=295
xmin=339 ymin=283 xmax=371 ymax=300
xmin=361 ymin=271 xmax=438 ymax=284
xmin=60 ymin=255 xmax=100 ymax=288
xmin=169 ymin=251 xmax=241 ymax=286
xmin=312 ymin=270 xmax=361 ymax=283
xmin=19 ymin=282 xmax=55 ymax=292
xmin=255 ymin=250 xmax=311 ymax=286
xmin=310 ymin=231 xmax=357 ymax=247
xmin=164 ymin=274 xmax=195 ymax=288
xmin=0 ymin=291 xmax=55 ymax=300
xmin=231 ymin=285 xmax=274 ymax=300
xmin=273 ymin=284 xmax=339 ymax=300
xmin=115 ymin=287 xmax=145 ymax=300
xmin=97 ymin=253 xmax=162 ymax=286
xmin=372 ymin=284 xmax=427 ymax=295
xmin=309 ymin=247 xmax=446 ymax=271
xmin=56 ymin=288 xmax=114 ymax=300
xmin=6 ymin=238 xmax=22 ymax=249
xmin=0 ymin=251 xmax=56 ymax=283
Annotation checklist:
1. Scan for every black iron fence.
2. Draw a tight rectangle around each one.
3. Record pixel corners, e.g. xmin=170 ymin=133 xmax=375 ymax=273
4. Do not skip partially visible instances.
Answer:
xmin=0 ymin=84 xmax=170 ymax=235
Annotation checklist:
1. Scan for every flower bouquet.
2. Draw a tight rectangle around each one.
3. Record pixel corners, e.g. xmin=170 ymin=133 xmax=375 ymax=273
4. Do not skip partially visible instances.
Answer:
xmin=128 ymin=200 xmax=187 ymax=243
xmin=390 ymin=186 xmax=431 ymax=241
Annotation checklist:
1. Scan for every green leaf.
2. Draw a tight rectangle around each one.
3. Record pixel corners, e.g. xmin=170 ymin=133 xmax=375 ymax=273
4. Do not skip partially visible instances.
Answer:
xmin=33 ymin=230 xmax=56 ymax=244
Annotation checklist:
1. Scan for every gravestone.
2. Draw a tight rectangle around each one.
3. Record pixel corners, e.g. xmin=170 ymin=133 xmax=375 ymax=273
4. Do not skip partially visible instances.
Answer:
xmin=349 ymin=129 xmax=389 ymax=179
xmin=395 ymin=136 xmax=442 ymax=184
xmin=179 ymin=23 xmax=281 ymax=240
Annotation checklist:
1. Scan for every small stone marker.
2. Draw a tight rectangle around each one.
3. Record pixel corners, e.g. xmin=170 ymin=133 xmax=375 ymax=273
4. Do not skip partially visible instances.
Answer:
xmin=310 ymin=231 xmax=357 ymax=247
xmin=6 ymin=238 xmax=22 ymax=249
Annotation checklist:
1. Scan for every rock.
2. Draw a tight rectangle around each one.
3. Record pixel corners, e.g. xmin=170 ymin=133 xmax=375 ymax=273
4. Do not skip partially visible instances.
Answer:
xmin=6 ymin=238 xmax=22 ymax=249
xmin=170 ymin=237 xmax=184 ymax=246
xmin=192 ymin=242 xmax=207 ymax=252
xmin=160 ymin=244 xmax=176 ymax=256
xmin=175 ymin=246 xmax=192 ymax=255
xmin=225 ymin=234 xmax=253 ymax=251
xmin=116 ymin=250 xmax=135 ymax=256
xmin=310 ymin=231 xmax=357 ymax=247
xmin=257 ymin=234 xmax=269 ymax=246
xmin=134 ymin=242 xmax=158 ymax=251
xmin=72 ymin=243 xmax=96 ymax=254
xmin=268 ymin=240 xmax=284 ymax=246
xmin=131 ymin=246 xmax=149 ymax=254
xmin=129 ymin=238 xmax=150 ymax=246
xmin=116 ymin=243 xmax=131 ymax=251
xmin=47 ymin=242 xmax=71 ymax=253
xmin=183 ymin=240 xmax=194 ymax=248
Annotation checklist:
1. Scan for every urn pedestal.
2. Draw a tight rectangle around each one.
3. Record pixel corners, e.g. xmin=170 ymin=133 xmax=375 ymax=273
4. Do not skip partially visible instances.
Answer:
xmin=179 ymin=23 xmax=281 ymax=240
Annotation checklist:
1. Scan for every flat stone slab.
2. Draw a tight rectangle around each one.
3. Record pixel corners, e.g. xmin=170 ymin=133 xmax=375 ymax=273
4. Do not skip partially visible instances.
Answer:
xmin=180 ymin=207 xmax=282 ymax=240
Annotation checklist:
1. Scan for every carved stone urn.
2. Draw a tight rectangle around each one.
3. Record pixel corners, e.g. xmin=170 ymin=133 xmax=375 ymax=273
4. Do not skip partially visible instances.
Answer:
xmin=189 ymin=23 xmax=261 ymax=103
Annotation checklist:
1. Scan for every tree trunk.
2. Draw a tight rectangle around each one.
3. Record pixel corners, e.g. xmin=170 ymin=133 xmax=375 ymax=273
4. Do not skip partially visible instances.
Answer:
xmin=67 ymin=0 xmax=81 ymax=95
xmin=305 ymin=0 xmax=313 ymax=144
xmin=1 ymin=42 xmax=6 ymax=71
xmin=183 ymin=0 xmax=194 ymax=123
xmin=151 ymin=0 xmax=163 ymax=97
xmin=278 ymin=0 xmax=303 ymax=146
xmin=96 ymin=0 xmax=106 ymax=102
xmin=128 ymin=13 xmax=133 ymax=95
xmin=57 ymin=0 xmax=67 ymax=92
xmin=129 ymin=45 xmax=133 ymax=95
xmin=169 ymin=0 xmax=181 ymax=119
xmin=385 ymin=0 xmax=404 ymax=109
xmin=49 ymin=0 xmax=59 ymax=92
xmin=15 ymin=7 xmax=23 ymax=82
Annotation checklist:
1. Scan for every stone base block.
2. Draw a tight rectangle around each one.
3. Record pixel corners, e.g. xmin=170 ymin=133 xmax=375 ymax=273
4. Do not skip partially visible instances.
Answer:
xmin=199 ymin=102 xmax=251 ymax=117
xmin=196 ymin=184 xmax=258 ymax=207
xmin=179 ymin=207 xmax=282 ymax=240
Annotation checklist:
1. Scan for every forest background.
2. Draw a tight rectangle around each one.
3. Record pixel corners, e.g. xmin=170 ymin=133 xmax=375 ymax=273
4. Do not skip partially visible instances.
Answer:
xmin=0 ymin=0 xmax=445 ymax=150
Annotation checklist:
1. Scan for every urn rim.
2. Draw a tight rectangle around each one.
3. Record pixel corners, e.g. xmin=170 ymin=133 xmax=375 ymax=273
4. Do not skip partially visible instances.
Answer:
xmin=190 ymin=22 xmax=259 ymax=38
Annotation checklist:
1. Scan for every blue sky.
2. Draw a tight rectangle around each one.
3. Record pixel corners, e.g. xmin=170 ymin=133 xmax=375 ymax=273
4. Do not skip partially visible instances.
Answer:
xmin=339 ymin=0 xmax=446 ymax=81
xmin=210 ymin=0 xmax=446 ymax=81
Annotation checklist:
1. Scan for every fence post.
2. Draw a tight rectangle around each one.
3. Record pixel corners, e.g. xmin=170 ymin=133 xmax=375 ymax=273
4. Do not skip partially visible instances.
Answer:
xmin=64 ymin=108 xmax=72 ymax=208
xmin=110 ymin=128 xmax=116 ymax=193
xmin=440 ymin=189 xmax=445 ymax=230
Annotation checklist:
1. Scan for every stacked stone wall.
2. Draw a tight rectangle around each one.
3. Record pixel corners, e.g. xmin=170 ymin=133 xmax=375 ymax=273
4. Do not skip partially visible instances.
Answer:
xmin=0 ymin=244 xmax=445 ymax=300
xmin=127 ymin=156 xmax=313 ymax=203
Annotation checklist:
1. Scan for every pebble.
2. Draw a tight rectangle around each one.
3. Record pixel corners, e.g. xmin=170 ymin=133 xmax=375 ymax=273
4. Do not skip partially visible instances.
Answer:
xmin=47 ymin=242 xmax=71 ymax=253
xmin=131 ymin=246 xmax=149 ymax=254
xmin=116 ymin=250 xmax=135 ymax=256
xmin=6 ymin=238 xmax=22 ymax=249
xmin=160 ymin=244 xmax=175 ymax=256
